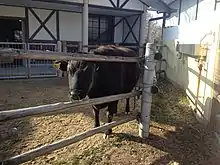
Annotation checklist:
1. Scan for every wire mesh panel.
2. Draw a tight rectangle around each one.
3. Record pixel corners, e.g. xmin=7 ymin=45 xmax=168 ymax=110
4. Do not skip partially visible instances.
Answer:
xmin=27 ymin=43 xmax=58 ymax=78
xmin=0 ymin=42 xmax=27 ymax=79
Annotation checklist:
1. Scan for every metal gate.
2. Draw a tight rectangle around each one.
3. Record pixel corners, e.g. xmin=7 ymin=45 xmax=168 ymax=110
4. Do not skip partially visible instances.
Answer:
xmin=0 ymin=42 xmax=58 ymax=79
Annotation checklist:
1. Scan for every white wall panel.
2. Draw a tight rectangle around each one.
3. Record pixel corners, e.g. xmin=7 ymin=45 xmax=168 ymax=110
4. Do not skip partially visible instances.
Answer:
xmin=197 ymin=0 xmax=215 ymax=21
xmin=125 ymin=15 xmax=140 ymax=43
xmin=121 ymin=0 xmax=143 ymax=11
xmin=28 ymin=8 xmax=57 ymax=40
xmin=57 ymin=0 xmax=144 ymax=11
xmin=0 ymin=6 xmax=25 ymax=18
xmin=180 ymin=0 xmax=197 ymax=25
xmin=89 ymin=0 xmax=113 ymax=7
xmin=114 ymin=17 xmax=123 ymax=43
xmin=59 ymin=11 xmax=82 ymax=41
xmin=165 ymin=0 xmax=180 ymax=27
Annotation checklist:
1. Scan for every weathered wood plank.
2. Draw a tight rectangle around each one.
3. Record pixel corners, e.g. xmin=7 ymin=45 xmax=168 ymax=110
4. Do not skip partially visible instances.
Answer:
xmin=0 ymin=49 xmax=140 ymax=63
xmin=0 ymin=91 xmax=141 ymax=122
xmin=2 ymin=115 xmax=136 ymax=165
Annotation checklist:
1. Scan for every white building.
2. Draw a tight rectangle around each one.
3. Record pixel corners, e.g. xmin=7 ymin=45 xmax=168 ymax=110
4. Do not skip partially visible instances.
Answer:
xmin=0 ymin=0 xmax=148 ymax=49
xmin=162 ymin=0 xmax=220 ymax=143
xmin=0 ymin=0 xmax=173 ymax=79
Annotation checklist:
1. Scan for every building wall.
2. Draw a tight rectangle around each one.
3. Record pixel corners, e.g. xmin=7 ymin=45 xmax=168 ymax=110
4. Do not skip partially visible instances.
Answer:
xmin=114 ymin=17 xmax=123 ymax=43
xmin=163 ymin=0 xmax=220 ymax=125
xmin=0 ymin=6 xmax=25 ymax=18
xmin=166 ymin=0 xmax=216 ymax=27
xmin=123 ymin=15 xmax=140 ymax=44
xmin=28 ymin=8 xmax=57 ymax=41
xmin=59 ymin=0 xmax=144 ymax=11
xmin=27 ymin=7 xmax=82 ymax=42
xmin=0 ymin=3 xmax=139 ymax=44
xmin=59 ymin=11 xmax=82 ymax=42
xmin=114 ymin=15 xmax=141 ymax=44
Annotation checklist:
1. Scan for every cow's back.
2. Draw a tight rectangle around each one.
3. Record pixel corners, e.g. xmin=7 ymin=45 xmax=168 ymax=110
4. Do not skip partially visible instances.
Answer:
xmin=88 ymin=45 xmax=140 ymax=98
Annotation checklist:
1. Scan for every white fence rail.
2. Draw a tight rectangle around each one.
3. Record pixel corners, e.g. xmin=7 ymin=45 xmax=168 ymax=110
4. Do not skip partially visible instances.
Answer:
xmin=0 ymin=42 xmax=147 ymax=80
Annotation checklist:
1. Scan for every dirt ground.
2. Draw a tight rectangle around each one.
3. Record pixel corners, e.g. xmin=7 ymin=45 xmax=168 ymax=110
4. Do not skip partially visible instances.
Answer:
xmin=0 ymin=77 xmax=220 ymax=165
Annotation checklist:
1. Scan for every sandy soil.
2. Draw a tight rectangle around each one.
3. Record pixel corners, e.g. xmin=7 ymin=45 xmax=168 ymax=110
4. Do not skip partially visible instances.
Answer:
xmin=0 ymin=77 xmax=219 ymax=165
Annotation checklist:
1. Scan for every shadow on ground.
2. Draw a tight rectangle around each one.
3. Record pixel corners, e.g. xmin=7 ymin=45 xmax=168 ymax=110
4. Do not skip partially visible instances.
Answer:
xmin=113 ymin=125 xmax=219 ymax=165
xmin=109 ymin=78 xmax=220 ymax=165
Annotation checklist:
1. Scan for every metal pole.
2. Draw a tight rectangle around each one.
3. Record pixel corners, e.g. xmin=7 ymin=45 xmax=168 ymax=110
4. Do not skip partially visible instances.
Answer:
xmin=82 ymin=0 xmax=89 ymax=53
xmin=139 ymin=43 xmax=156 ymax=138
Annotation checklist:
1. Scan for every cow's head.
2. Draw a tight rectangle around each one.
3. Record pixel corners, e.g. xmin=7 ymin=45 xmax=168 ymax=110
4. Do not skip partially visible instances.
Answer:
xmin=67 ymin=60 xmax=96 ymax=100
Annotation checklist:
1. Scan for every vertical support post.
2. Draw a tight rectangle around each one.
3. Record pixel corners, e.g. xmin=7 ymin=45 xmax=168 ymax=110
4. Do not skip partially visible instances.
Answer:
xmin=56 ymin=40 xmax=63 ymax=77
xmin=139 ymin=43 xmax=156 ymax=138
xmin=78 ymin=41 xmax=83 ymax=52
xmin=139 ymin=5 xmax=147 ymax=57
xmin=57 ymin=40 xmax=62 ymax=52
xmin=26 ymin=43 xmax=31 ymax=79
xmin=82 ymin=0 xmax=89 ymax=53
xmin=62 ymin=41 xmax=67 ymax=53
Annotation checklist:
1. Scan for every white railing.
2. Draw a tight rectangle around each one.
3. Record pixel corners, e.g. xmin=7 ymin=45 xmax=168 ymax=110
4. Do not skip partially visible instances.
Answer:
xmin=0 ymin=42 xmax=58 ymax=79
xmin=0 ymin=42 xmax=146 ymax=80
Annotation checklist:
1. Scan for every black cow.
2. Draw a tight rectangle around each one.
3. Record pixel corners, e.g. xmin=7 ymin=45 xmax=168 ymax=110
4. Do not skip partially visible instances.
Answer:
xmin=55 ymin=45 xmax=140 ymax=138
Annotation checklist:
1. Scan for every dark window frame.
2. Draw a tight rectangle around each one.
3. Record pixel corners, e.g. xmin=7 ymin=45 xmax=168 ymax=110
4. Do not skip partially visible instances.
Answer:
xmin=88 ymin=14 xmax=114 ymax=44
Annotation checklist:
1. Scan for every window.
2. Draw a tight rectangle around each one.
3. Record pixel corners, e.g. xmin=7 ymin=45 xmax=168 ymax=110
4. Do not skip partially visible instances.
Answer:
xmin=88 ymin=15 xmax=113 ymax=44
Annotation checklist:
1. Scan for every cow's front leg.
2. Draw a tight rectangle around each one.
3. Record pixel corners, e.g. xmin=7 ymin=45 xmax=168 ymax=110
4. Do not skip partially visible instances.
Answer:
xmin=104 ymin=102 xmax=117 ymax=139
xmin=125 ymin=98 xmax=130 ymax=114
xmin=92 ymin=105 xmax=100 ymax=127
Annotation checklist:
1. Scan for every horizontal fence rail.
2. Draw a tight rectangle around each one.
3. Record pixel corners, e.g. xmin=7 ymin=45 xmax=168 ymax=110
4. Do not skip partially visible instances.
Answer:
xmin=0 ymin=91 xmax=141 ymax=122
xmin=0 ymin=42 xmax=152 ymax=80
xmin=2 ymin=114 xmax=137 ymax=165
xmin=0 ymin=42 xmax=58 ymax=79
xmin=0 ymin=42 xmax=158 ymax=165
xmin=0 ymin=49 xmax=141 ymax=63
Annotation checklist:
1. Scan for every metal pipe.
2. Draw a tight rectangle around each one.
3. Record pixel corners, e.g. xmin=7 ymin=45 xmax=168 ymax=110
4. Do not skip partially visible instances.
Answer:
xmin=194 ymin=63 xmax=203 ymax=111
xmin=139 ymin=43 xmax=156 ymax=138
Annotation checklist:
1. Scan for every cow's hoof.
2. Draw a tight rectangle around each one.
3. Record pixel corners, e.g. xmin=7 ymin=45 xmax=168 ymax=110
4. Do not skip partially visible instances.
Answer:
xmin=94 ymin=125 xmax=100 ymax=128
xmin=103 ymin=134 xmax=109 ymax=139
xmin=125 ymin=112 xmax=131 ymax=115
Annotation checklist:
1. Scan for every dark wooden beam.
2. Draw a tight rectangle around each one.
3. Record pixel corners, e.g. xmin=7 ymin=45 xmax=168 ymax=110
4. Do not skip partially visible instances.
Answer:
xmin=178 ymin=0 xmax=182 ymax=25
xmin=195 ymin=0 xmax=199 ymax=20
xmin=120 ymin=0 xmax=130 ymax=8
xmin=109 ymin=0 xmax=116 ymax=8
xmin=29 ymin=8 xmax=56 ymax=41
xmin=25 ymin=7 xmax=29 ymax=42
xmin=117 ymin=0 xmax=120 ymax=7
xmin=113 ymin=17 xmax=124 ymax=28
xmin=123 ymin=15 xmax=139 ymax=44
xmin=56 ymin=10 xmax=60 ymax=41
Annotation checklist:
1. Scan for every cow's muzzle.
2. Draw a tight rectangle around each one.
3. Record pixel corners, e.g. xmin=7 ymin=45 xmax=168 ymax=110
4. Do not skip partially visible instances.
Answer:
xmin=69 ymin=90 xmax=85 ymax=101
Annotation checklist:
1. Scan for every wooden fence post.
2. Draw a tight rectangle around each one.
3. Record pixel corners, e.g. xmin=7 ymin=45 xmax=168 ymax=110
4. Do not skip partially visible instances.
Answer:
xmin=139 ymin=43 xmax=156 ymax=138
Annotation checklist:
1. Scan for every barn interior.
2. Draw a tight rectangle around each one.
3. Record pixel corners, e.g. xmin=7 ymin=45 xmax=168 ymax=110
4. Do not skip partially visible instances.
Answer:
xmin=0 ymin=18 xmax=23 ymax=42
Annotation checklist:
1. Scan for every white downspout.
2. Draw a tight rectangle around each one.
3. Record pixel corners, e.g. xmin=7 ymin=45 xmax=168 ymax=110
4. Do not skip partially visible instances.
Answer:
xmin=82 ymin=0 xmax=89 ymax=53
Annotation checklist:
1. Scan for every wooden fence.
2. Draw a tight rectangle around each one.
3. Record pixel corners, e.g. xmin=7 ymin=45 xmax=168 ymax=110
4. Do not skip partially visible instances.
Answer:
xmin=0 ymin=43 xmax=157 ymax=165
